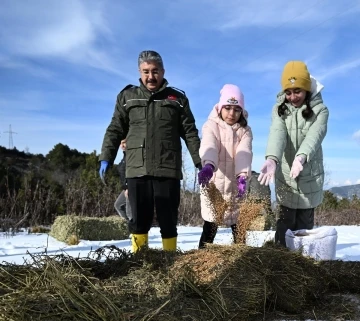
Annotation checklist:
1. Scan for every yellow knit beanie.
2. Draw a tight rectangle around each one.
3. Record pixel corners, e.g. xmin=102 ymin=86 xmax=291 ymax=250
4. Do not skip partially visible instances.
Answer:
xmin=281 ymin=61 xmax=311 ymax=92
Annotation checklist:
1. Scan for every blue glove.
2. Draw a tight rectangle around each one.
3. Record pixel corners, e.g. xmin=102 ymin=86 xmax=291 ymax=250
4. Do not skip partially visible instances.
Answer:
xmin=198 ymin=164 xmax=214 ymax=187
xmin=99 ymin=160 xmax=109 ymax=185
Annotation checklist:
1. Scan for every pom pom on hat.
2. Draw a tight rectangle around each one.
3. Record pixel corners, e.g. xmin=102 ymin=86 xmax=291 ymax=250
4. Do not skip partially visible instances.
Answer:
xmin=217 ymin=84 xmax=244 ymax=113
xmin=281 ymin=61 xmax=311 ymax=92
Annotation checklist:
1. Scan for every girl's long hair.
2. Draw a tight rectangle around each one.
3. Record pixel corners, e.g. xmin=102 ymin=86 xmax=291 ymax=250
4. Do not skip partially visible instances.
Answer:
xmin=277 ymin=91 xmax=314 ymax=120
xmin=238 ymin=113 xmax=248 ymax=127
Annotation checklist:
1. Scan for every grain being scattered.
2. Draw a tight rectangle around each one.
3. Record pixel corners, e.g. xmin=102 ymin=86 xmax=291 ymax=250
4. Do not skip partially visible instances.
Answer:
xmin=202 ymin=182 xmax=269 ymax=245
xmin=236 ymin=197 xmax=267 ymax=244
xmin=202 ymin=182 xmax=229 ymax=226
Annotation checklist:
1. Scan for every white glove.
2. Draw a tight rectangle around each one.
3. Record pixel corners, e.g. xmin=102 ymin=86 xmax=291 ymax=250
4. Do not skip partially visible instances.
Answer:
xmin=290 ymin=155 xmax=306 ymax=179
xmin=258 ymin=159 xmax=277 ymax=186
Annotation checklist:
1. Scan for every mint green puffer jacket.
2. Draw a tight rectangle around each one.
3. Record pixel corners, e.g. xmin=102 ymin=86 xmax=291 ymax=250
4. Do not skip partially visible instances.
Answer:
xmin=265 ymin=91 xmax=329 ymax=209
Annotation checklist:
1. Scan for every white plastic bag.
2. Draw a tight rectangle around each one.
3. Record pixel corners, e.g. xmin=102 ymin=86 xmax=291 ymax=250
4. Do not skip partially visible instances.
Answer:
xmin=285 ymin=227 xmax=337 ymax=261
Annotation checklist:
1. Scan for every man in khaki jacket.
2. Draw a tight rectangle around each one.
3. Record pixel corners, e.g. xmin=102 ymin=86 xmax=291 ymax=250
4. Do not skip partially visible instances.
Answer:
xmin=99 ymin=50 xmax=201 ymax=252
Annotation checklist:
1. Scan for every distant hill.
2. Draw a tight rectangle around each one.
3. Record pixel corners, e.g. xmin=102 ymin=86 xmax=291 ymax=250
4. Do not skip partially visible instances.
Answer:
xmin=329 ymin=184 xmax=360 ymax=199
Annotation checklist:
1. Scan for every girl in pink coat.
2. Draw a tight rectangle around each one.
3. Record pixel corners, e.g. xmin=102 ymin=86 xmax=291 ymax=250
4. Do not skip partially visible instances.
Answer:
xmin=197 ymin=84 xmax=253 ymax=248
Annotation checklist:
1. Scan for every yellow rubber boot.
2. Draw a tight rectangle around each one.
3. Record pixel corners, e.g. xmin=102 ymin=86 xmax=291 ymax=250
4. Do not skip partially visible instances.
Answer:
xmin=162 ymin=237 xmax=177 ymax=251
xmin=131 ymin=234 xmax=148 ymax=253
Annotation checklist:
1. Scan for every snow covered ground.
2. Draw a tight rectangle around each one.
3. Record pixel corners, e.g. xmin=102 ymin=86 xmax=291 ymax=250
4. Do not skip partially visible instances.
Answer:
xmin=1 ymin=225 xmax=359 ymax=265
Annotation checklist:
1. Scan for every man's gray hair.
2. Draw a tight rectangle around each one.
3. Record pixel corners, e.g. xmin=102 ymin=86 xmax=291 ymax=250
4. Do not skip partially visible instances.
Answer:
xmin=138 ymin=50 xmax=164 ymax=69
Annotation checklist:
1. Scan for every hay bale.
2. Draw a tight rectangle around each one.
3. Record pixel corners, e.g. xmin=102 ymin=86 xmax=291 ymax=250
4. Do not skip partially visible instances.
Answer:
xmin=171 ymin=245 xmax=264 ymax=319
xmin=50 ymin=215 xmax=129 ymax=243
xmin=171 ymin=244 xmax=326 ymax=316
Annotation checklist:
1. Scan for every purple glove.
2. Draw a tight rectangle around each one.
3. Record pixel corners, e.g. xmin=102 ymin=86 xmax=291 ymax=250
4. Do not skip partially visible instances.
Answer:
xmin=198 ymin=164 xmax=214 ymax=187
xmin=237 ymin=176 xmax=247 ymax=198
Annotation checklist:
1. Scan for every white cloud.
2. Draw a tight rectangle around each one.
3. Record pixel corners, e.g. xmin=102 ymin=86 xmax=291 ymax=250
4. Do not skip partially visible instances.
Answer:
xmin=317 ymin=58 xmax=360 ymax=81
xmin=1 ymin=1 xmax=105 ymax=55
xmin=344 ymin=180 xmax=352 ymax=186
xmin=353 ymin=130 xmax=360 ymax=144
xmin=0 ymin=91 xmax=48 ymax=112
xmin=0 ymin=55 xmax=54 ymax=78
xmin=177 ymin=0 xmax=360 ymax=30
xmin=356 ymin=179 xmax=360 ymax=184
xmin=327 ymin=180 xmax=340 ymax=187
xmin=0 ymin=1 xmax=125 ymax=75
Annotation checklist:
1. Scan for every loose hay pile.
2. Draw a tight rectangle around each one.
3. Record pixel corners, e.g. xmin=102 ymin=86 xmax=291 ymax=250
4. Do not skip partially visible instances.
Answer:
xmin=1 ymin=245 xmax=360 ymax=320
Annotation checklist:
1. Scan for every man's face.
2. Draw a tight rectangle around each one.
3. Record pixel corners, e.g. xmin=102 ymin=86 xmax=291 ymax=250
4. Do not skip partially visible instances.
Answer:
xmin=139 ymin=61 xmax=165 ymax=91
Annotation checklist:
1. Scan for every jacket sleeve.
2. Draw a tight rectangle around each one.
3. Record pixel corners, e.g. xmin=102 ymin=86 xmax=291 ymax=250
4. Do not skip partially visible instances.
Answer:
xmin=265 ymin=105 xmax=287 ymax=163
xmin=99 ymin=92 xmax=129 ymax=163
xmin=297 ymin=106 xmax=329 ymax=161
xmin=117 ymin=155 xmax=127 ymax=189
xmin=199 ymin=120 xmax=220 ymax=171
xmin=235 ymin=127 xmax=253 ymax=177
xmin=179 ymin=96 xmax=201 ymax=167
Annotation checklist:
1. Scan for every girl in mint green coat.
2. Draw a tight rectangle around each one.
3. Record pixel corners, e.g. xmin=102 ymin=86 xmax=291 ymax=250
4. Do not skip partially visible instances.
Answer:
xmin=258 ymin=61 xmax=329 ymax=246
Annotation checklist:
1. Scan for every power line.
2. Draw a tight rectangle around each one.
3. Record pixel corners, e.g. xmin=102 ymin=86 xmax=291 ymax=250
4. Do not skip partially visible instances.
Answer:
xmin=4 ymin=124 xmax=18 ymax=149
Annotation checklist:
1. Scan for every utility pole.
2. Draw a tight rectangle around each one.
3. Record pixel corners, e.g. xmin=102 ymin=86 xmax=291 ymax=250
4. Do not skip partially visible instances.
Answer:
xmin=4 ymin=124 xmax=17 ymax=149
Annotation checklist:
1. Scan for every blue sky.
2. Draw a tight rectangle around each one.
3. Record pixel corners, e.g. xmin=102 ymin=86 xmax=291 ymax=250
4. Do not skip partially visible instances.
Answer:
xmin=1 ymin=0 xmax=360 ymax=188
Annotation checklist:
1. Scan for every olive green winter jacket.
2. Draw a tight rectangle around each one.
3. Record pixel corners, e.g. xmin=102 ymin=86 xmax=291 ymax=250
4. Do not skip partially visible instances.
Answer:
xmin=99 ymin=79 xmax=201 ymax=180
xmin=265 ymin=91 xmax=329 ymax=209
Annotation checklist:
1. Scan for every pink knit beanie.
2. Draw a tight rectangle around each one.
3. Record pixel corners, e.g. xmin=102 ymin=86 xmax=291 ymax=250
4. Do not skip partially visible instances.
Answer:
xmin=217 ymin=84 xmax=245 ymax=113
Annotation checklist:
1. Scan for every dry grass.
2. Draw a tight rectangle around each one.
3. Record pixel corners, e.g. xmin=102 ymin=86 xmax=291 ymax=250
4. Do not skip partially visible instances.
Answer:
xmin=67 ymin=234 xmax=80 ymax=245
xmin=315 ymin=208 xmax=360 ymax=226
xmin=1 ymin=245 xmax=360 ymax=320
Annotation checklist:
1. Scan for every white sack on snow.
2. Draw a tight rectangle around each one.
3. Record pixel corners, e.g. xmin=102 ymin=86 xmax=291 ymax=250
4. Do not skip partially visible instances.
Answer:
xmin=285 ymin=226 xmax=337 ymax=261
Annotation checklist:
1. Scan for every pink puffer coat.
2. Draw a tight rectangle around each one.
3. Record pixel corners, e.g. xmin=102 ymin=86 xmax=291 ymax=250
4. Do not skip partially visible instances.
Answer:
xmin=199 ymin=104 xmax=253 ymax=226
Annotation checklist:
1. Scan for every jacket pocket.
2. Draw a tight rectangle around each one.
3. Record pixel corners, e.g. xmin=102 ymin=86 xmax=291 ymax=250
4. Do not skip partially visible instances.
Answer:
xmin=159 ymin=100 xmax=179 ymax=121
xmin=310 ymin=160 xmax=323 ymax=177
xmin=126 ymin=99 xmax=147 ymax=121
xmin=126 ymin=137 xmax=145 ymax=168
xmin=159 ymin=140 xmax=180 ymax=169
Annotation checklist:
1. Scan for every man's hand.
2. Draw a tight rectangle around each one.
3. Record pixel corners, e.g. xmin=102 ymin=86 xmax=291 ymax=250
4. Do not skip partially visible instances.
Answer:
xmin=99 ymin=160 xmax=109 ymax=185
